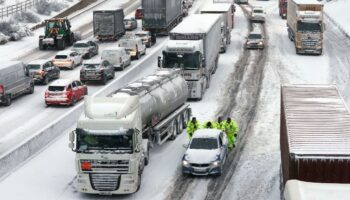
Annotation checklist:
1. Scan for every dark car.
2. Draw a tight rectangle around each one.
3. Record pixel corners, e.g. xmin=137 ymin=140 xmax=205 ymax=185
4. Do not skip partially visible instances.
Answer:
xmin=27 ymin=59 xmax=60 ymax=85
xmin=80 ymin=59 xmax=115 ymax=84
xmin=124 ymin=17 xmax=138 ymax=31
xmin=71 ymin=40 xmax=99 ymax=59
xmin=135 ymin=8 xmax=143 ymax=19
xmin=45 ymin=79 xmax=87 ymax=107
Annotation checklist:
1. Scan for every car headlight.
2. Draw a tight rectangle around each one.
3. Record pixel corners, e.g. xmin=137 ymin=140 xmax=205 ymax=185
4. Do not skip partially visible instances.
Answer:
xmin=211 ymin=161 xmax=220 ymax=167
xmin=259 ymin=42 xmax=263 ymax=45
xmin=182 ymin=160 xmax=190 ymax=167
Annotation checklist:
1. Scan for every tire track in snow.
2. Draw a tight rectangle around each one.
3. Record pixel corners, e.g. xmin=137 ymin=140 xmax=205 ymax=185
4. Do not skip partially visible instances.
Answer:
xmin=205 ymin=4 xmax=268 ymax=200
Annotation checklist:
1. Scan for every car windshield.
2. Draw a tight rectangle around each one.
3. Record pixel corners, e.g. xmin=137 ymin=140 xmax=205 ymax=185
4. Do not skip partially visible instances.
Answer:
xmin=27 ymin=64 xmax=41 ymax=70
xmin=76 ymin=129 xmax=134 ymax=153
xmin=190 ymin=138 xmax=218 ymax=150
xmin=48 ymin=86 xmax=65 ymax=91
xmin=248 ymin=33 xmax=262 ymax=39
xmin=297 ymin=22 xmax=321 ymax=32
xmin=136 ymin=33 xmax=147 ymax=37
xmin=163 ymin=52 xmax=200 ymax=69
xmin=73 ymin=43 xmax=89 ymax=48
xmin=254 ymin=10 xmax=263 ymax=13
xmin=84 ymin=64 xmax=100 ymax=69
xmin=55 ymin=55 xmax=68 ymax=59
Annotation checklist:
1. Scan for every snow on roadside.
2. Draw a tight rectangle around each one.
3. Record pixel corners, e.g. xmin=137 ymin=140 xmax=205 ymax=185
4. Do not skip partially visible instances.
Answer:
xmin=323 ymin=0 xmax=350 ymax=36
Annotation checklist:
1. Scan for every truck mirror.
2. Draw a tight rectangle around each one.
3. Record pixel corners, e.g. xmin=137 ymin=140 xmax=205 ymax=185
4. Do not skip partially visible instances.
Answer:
xmin=69 ymin=130 xmax=76 ymax=152
xmin=135 ymin=144 xmax=141 ymax=153
xmin=157 ymin=56 xmax=162 ymax=68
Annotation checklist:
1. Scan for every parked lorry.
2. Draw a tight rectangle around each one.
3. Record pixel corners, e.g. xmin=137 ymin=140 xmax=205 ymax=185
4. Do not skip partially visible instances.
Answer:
xmin=69 ymin=69 xmax=191 ymax=194
xmin=279 ymin=0 xmax=288 ymax=19
xmin=284 ymin=180 xmax=350 ymax=200
xmin=39 ymin=18 xmax=75 ymax=50
xmin=200 ymin=2 xmax=234 ymax=53
xmin=159 ymin=14 xmax=221 ymax=100
xmin=280 ymin=85 xmax=350 ymax=193
xmin=287 ymin=0 xmax=324 ymax=55
xmin=142 ymin=0 xmax=183 ymax=35
xmin=93 ymin=9 xmax=125 ymax=41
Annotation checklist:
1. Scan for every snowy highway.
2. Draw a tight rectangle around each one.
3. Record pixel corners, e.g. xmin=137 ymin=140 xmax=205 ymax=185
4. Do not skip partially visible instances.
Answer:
xmin=1 ymin=0 xmax=350 ymax=199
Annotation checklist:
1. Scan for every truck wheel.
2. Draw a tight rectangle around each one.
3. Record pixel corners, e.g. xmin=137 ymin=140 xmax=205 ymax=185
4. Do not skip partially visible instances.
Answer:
xmin=39 ymin=39 xmax=44 ymax=50
xmin=136 ymin=174 xmax=141 ymax=192
xmin=3 ymin=94 xmax=11 ymax=106
xmin=144 ymin=146 xmax=149 ymax=166
xmin=57 ymin=39 xmax=65 ymax=50
xmin=69 ymin=33 xmax=74 ymax=46
xmin=168 ymin=122 xmax=178 ymax=140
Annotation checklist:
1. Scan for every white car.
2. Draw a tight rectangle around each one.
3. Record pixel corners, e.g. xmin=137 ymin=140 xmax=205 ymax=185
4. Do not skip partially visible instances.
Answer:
xmin=251 ymin=6 xmax=266 ymax=23
xmin=52 ymin=50 xmax=83 ymax=70
xmin=182 ymin=129 xmax=228 ymax=176
xmin=101 ymin=47 xmax=131 ymax=70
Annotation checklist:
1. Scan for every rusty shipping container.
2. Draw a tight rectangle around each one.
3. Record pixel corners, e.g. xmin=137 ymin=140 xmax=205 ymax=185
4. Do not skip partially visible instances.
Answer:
xmin=280 ymin=85 xmax=350 ymax=187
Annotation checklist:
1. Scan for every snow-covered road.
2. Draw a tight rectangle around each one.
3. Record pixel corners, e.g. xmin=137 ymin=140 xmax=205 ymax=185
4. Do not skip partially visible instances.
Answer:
xmin=2 ymin=0 xmax=350 ymax=199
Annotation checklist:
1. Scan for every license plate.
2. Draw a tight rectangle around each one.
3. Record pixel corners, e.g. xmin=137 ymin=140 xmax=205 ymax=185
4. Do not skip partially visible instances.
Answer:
xmin=194 ymin=168 xmax=206 ymax=172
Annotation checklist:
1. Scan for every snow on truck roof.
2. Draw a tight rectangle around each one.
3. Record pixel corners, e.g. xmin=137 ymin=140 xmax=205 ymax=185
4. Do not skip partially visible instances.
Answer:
xmin=292 ymin=0 xmax=323 ymax=5
xmin=282 ymin=85 xmax=350 ymax=156
xmin=170 ymin=14 xmax=221 ymax=34
xmin=201 ymin=3 xmax=232 ymax=12
xmin=284 ymin=180 xmax=350 ymax=200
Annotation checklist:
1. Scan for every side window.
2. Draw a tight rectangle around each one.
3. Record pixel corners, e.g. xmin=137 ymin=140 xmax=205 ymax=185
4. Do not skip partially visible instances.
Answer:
xmin=105 ymin=61 xmax=110 ymax=66
xmin=75 ymin=81 xmax=82 ymax=87
xmin=71 ymin=82 xmax=77 ymax=88
xmin=43 ymin=62 xmax=49 ymax=69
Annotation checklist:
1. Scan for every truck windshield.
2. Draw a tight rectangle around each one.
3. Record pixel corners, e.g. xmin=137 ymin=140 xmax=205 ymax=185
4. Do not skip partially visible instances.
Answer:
xmin=248 ymin=34 xmax=262 ymax=39
xmin=297 ymin=22 xmax=321 ymax=32
xmin=76 ymin=129 xmax=134 ymax=153
xmin=190 ymin=138 xmax=218 ymax=150
xmin=163 ymin=52 xmax=200 ymax=69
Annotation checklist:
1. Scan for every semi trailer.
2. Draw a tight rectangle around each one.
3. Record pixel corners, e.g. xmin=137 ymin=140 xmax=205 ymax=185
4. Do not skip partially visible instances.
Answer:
xmin=280 ymin=85 xmax=350 ymax=193
xmin=69 ymin=69 xmax=191 ymax=194
xmin=200 ymin=2 xmax=234 ymax=53
xmin=159 ymin=14 xmax=221 ymax=100
xmin=93 ymin=9 xmax=125 ymax=41
xmin=142 ymin=0 xmax=183 ymax=35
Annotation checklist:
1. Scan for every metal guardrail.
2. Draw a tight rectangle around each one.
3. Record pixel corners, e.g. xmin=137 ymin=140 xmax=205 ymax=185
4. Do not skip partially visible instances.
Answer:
xmin=0 ymin=0 xmax=37 ymax=18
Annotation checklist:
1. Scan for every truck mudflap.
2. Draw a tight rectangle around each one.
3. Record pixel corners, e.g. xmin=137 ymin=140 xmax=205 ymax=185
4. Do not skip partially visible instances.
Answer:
xmin=153 ymin=104 xmax=191 ymax=145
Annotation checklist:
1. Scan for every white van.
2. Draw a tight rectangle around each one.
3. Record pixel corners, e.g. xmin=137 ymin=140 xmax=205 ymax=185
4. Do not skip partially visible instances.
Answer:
xmin=118 ymin=35 xmax=146 ymax=60
xmin=101 ymin=47 xmax=131 ymax=70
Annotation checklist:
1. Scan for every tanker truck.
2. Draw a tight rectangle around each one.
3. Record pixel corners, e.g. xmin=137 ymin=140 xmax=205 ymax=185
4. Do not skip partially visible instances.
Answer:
xmin=158 ymin=14 xmax=221 ymax=100
xmin=287 ymin=0 xmax=325 ymax=55
xmin=69 ymin=69 xmax=191 ymax=195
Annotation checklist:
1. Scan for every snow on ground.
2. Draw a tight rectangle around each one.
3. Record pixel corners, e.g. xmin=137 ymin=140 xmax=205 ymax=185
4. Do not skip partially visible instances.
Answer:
xmin=323 ymin=0 xmax=350 ymax=36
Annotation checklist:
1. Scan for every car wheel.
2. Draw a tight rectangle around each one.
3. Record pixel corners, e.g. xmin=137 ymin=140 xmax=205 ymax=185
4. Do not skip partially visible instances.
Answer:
xmin=137 ymin=52 xmax=141 ymax=60
xmin=102 ymin=75 xmax=108 ymax=85
xmin=71 ymin=96 xmax=77 ymax=106
xmin=43 ymin=76 xmax=49 ymax=85
xmin=28 ymin=84 xmax=34 ymax=94
xmin=3 ymin=94 xmax=11 ymax=106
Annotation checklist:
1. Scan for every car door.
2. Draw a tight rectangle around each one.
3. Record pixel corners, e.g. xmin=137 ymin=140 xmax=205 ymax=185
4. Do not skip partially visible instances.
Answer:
xmin=71 ymin=81 xmax=79 ymax=99
xmin=43 ymin=61 xmax=52 ymax=79
xmin=104 ymin=61 xmax=112 ymax=76
xmin=50 ymin=61 xmax=60 ymax=77
xmin=89 ymin=41 xmax=98 ymax=55
xmin=74 ymin=81 xmax=84 ymax=99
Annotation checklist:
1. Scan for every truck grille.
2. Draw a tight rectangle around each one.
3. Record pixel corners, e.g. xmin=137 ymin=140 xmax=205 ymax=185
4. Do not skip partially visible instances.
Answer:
xmin=90 ymin=173 xmax=120 ymax=191
xmin=302 ymin=40 xmax=317 ymax=47
xmin=85 ymin=160 xmax=129 ymax=173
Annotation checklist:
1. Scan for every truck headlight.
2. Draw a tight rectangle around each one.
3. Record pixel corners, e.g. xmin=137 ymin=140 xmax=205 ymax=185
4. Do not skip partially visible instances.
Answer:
xmin=259 ymin=42 xmax=263 ymax=45
xmin=182 ymin=160 xmax=190 ymax=167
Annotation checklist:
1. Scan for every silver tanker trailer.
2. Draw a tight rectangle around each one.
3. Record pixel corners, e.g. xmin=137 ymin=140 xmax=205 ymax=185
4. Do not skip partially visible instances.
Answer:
xmin=69 ymin=69 xmax=191 ymax=195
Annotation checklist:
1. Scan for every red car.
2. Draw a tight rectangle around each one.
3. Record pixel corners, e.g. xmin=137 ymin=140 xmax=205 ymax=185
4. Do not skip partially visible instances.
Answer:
xmin=45 ymin=79 xmax=87 ymax=107
xmin=135 ymin=8 xmax=143 ymax=19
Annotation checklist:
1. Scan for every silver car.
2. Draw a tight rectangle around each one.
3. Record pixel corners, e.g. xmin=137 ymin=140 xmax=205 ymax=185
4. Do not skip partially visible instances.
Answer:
xmin=182 ymin=129 xmax=228 ymax=176
xmin=80 ymin=59 xmax=115 ymax=84
xmin=72 ymin=40 xmax=99 ymax=59
xmin=124 ymin=17 xmax=138 ymax=31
